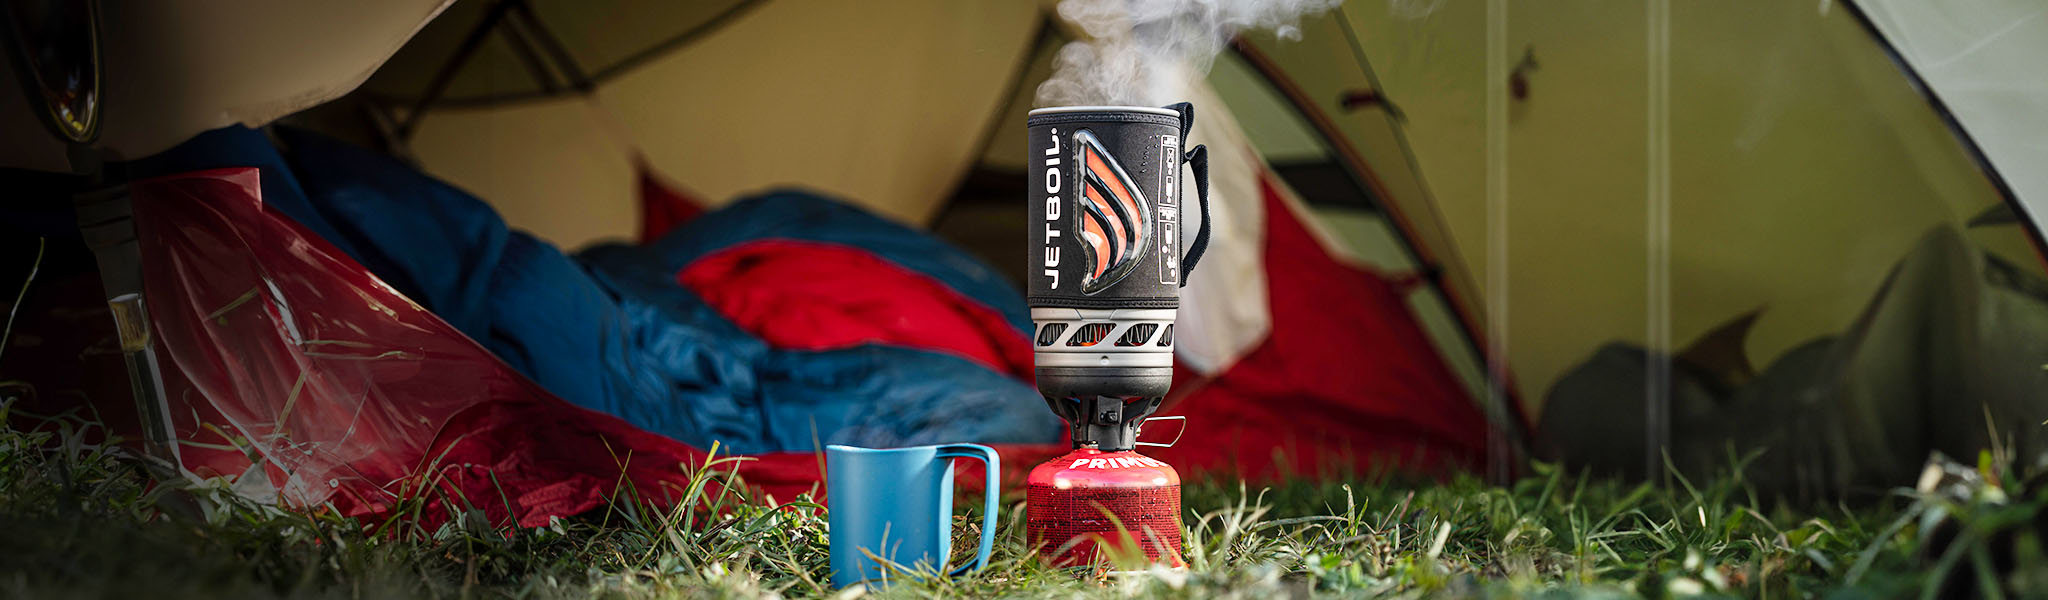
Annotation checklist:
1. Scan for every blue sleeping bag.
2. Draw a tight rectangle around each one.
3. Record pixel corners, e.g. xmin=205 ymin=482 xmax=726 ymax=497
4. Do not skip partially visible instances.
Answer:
xmin=126 ymin=126 xmax=1058 ymax=454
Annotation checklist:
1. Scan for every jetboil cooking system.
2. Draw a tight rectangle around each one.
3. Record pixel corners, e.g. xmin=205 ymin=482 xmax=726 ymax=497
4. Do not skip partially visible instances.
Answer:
xmin=1023 ymin=103 xmax=1210 ymax=566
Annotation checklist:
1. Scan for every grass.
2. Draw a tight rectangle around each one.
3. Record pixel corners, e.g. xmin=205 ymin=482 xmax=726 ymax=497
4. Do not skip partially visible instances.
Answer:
xmin=1 ymin=402 xmax=2045 ymax=599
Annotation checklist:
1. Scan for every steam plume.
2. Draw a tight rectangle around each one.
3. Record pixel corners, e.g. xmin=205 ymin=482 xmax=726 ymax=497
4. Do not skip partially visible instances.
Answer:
xmin=1036 ymin=0 xmax=1342 ymax=107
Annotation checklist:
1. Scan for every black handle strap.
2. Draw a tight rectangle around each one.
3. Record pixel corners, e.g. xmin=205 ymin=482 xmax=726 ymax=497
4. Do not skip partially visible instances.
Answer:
xmin=1165 ymin=103 xmax=1211 ymax=286
xmin=1181 ymin=144 xmax=1210 ymax=286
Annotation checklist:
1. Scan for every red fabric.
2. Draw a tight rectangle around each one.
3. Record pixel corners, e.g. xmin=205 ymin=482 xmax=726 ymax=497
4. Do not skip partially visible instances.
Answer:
xmin=638 ymin=166 xmax=706 ymax=244
xmin=678 ymin=240 xmax=1035 ymax=380
xmin=130 ymin=168 xmax=820 ymax=528
xmin=1146 ymin=173 xmax=1489 ymax=479
xmin=384 ymin=389 xmax=831 ymax=525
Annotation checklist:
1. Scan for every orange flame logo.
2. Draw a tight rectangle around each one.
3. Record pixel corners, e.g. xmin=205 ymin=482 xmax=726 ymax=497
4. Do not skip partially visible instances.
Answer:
xmin=1073 ymin=130 xmax=1151 ymax=295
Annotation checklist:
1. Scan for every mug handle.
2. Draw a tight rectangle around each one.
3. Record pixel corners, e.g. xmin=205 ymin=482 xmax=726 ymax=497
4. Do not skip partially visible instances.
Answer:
xmin=934 ymin=443 xmax=999 ymax=576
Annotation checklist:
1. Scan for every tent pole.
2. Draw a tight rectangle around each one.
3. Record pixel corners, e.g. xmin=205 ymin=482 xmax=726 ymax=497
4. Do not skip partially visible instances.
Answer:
xmin=509 ymin=1 xmax=593 ymax=93
xmin=397 ymin=0 xmax=522 ymax=139
xmin=497 ymin=8 xmax=564 ymax=95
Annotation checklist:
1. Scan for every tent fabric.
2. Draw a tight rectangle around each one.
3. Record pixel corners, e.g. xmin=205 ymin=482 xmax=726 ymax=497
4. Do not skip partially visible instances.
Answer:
xmin=0 ymin=0 xmax=454 ymax=171
xmin=1154 ymin=81 xmax=1493 ymax=467
xmin=1264 ymin=3 xmax=2044 ymax=414
xmin=1149 ymin=172 xmax=1487 ymax=477
xmin=1852 ymin=0 xmax=2048 ymax=239
xmin=1540 ymin=225 xmax=2048 ymax=497
xmin=382 ymin=0 xmax=1042 ymax=247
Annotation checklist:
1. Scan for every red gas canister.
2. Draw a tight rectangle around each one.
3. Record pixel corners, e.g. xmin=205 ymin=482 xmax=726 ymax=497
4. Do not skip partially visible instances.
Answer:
xmin=1025 ymin=446 xmax=1183 ymax=567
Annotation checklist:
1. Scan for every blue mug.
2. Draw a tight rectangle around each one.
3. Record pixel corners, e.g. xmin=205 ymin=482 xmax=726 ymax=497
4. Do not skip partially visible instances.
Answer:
xmin=826 ymin=444 xmax=999 ymax=587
